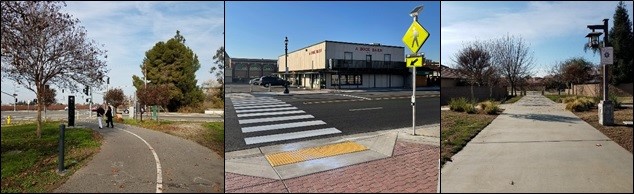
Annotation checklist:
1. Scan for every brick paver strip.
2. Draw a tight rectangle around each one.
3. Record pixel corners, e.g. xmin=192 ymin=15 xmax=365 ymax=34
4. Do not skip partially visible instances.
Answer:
xmin=225 ymin=172 xmax=280 ymax=191
xmin=225 ymin=140 xmax=439 ymax=193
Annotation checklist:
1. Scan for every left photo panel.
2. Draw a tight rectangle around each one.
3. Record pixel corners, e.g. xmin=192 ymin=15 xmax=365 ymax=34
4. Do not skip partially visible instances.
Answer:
xmin=1 ymin=1 xmax=225 ymax=193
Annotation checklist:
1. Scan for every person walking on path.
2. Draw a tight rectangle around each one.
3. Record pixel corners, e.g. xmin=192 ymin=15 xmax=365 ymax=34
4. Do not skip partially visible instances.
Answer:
xmin=105 ymin=105 xmax=114 ymax=128
xmin=96 ymin=105 xmax=105 ymax=129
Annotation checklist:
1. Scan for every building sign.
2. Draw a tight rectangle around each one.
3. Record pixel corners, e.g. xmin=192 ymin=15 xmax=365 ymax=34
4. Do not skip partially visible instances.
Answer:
xmin=309 ymin=49 xmax=323 ymax=55
xmin=355 ymin=47 xmax=383 ymax=52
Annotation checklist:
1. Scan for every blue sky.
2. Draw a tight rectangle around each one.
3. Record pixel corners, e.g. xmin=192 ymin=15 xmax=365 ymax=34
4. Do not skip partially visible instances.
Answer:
xmin=226 ymin=1 xmax=441 ymax=60
xmin=442 ymin=1 xmax=634 ymax=77
xmin=2 ymin=1 xmax=224 ymax=105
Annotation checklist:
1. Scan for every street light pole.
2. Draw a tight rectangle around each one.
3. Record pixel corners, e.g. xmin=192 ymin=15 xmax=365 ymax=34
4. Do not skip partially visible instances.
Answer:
xmin=586 ymin=18 xmax=613 ymax=126
xmin=284 ymin=37 xmax=290 ymax=94
xmin=601 ymin=19 xmax=609 ymax=102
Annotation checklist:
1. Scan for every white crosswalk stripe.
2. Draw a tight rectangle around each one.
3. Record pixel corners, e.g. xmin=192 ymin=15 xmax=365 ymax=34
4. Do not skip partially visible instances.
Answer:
xmin=238 ymin=114 xmax=314 ymax=124
xmin=241 ymin=120 xmax=326 ymax=133
xmin=233 ymin=101 xmax=286 ymax=106
xmin=237 ymin=110 xmax=305 ymax=118
xmin=231 ymin=96 xmax=342 ymax=145
xmin=234 ymin=104 xmax=292 ymax=110
xmin=234 ymin=107 xmax=298 ymax=113
xmin=244 ymin=128 xmax=341 ymax=145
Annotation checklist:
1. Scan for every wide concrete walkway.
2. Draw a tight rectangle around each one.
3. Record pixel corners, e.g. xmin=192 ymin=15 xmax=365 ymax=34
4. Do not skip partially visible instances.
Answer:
xmin=441 ymin=92 xmax=633 ymax=193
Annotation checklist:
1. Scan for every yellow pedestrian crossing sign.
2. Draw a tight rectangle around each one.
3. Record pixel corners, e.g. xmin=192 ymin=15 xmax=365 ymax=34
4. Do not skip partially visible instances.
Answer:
xmin=402 ymin=21 xmax=429 ymax=53
xmin=406 ymin=55 xmax=424 ymax=68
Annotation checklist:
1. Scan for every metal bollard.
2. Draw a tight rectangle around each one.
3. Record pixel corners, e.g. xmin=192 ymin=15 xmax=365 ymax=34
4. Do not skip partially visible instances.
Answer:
xmin=58 ymin=124 xmax=66 ymax=173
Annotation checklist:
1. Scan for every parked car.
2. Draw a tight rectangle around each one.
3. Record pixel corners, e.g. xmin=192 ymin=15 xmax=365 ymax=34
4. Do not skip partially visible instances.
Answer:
xmin=249 ymin=78 xmax=260 ymax=85
xmin=259 ymin=76 xmax=290 ymax=87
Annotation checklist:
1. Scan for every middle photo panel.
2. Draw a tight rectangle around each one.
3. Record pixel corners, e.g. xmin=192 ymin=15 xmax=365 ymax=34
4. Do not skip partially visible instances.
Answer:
xmin=224 ymin=1 xmax=441 ymax=193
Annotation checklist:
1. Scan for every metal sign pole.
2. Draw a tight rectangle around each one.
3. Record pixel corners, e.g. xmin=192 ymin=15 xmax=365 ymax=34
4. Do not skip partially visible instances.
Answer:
xmin=412 ymin=65 xmax=416 ymax=135
xmin=403 ymin=5 xmax=426 ymax=136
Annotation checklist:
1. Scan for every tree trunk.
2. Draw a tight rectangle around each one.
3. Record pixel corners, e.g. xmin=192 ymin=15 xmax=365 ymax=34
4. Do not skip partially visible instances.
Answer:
xmin=470 ymin=85 xmax=475 ymax=102
xmin=36 ymin=86 xmax=42 ymax=138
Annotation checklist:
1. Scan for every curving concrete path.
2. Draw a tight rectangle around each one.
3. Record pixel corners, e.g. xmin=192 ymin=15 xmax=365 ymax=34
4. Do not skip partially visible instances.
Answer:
xmin=441 ymin=92 xmax=633 ymax=193
xmin=54 ymin=121 xmax=224 ymax=193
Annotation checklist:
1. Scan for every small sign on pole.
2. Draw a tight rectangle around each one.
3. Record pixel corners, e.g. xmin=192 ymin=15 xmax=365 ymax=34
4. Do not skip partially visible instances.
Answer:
xmin=601 ymin=47 xmax=613 ymax=65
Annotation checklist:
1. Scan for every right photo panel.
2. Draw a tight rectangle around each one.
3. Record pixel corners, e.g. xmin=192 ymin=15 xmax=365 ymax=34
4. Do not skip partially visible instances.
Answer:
xmin=440 ymin=1 xmax=633 ymax=193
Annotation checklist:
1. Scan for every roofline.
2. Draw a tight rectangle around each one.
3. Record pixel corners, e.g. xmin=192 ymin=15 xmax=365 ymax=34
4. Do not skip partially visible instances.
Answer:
xmin=230 ymin=57 xmax=278 ymax=62
xmin=278 ymin=40 xmax=405 ymax=57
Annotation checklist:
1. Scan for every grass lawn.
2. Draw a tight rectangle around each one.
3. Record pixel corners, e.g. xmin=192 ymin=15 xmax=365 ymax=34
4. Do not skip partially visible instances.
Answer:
xmin=503 ymin=95 xmax=524 ymax=104
xmin=441 ymin=111 xmax=498 ymax=166
xmin=121 ymin=119 xmax=224 ymax=156
xmin=1 ymin=122 xmax=102 ymax=193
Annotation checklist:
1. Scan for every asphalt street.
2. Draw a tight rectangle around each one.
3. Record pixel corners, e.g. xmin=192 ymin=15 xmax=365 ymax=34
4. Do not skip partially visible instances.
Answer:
xmin=225 ymin=91 xmax=439 ymax=151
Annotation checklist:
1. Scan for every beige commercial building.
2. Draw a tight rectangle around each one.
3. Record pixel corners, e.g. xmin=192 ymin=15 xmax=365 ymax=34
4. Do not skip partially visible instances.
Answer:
xmin=277 ymin=40 xmax=409 ymax=89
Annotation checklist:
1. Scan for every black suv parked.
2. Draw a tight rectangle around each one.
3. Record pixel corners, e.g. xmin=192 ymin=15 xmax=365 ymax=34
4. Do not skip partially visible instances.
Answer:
xmin=259 ymin=76 xmax=290 ymax=87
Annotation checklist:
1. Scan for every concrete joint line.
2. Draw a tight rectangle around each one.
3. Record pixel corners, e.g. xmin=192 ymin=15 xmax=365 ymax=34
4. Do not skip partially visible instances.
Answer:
xmin=119 ymin=128 xmax=163 ymax=193
xmin=469 ymin=139 xmax=613 ymax=144
xmin=267 ymin=148 xmax=291 ymax=193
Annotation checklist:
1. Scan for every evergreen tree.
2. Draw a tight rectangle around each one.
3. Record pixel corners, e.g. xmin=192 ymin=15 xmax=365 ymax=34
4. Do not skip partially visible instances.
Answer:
xmin=133 ymin=30 xmax=204 ymax=112
xmin=609 ymin=1 xmax=634 ymax=85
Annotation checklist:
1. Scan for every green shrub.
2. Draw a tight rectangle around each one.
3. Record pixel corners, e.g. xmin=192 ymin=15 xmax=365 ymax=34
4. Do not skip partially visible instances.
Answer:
xmin=479 ymin=101 xmax=500 ymax=115
xmin=609 ymin=94 xmax=622 ymax=108
xmin=578 ymin=97 xmax=595 ymax=109
xmin=449 ymin=97 xmax=469 ymax=112
xmin=565 ymin=98 xmax=594 ymax=112
xmin=562 ymin=96 xmax=578 ymax=103
xmin=464 ymin=103 xmax=477 ymax=114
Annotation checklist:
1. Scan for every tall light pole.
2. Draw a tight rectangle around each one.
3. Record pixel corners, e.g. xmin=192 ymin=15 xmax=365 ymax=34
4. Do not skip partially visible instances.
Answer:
xmin=586 ymin=18 xmax=613 ymax=126
xmin=284 ymin=36 xmax=290 ymax=94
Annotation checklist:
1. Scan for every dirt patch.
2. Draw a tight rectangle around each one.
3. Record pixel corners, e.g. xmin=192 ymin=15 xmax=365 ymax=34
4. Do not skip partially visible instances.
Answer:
xmin=574 ymin=108 xmax=633 ymax=153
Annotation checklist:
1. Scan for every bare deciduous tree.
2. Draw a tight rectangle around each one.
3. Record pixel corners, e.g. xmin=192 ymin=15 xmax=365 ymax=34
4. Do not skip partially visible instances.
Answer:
xmin=1 ymin=1 xmax=108 ymax=138
xmin=490 ymin=35 xmax=534 ymax=96
xmin=546 ymin=61 xmax=567 ymax=95
xmin=453 ymin=40 xmax=494 ymax=100
xmin=136 ymin=84 xmax=174 ymax=120
xmin=211 ymin=46 xmax=226 ymax=102
xmin=104 ymin=88 xmax=125 ymax=113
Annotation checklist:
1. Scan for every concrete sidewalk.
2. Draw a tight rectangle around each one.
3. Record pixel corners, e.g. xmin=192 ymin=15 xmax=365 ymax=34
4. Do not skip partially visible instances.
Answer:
xmin=441 ymin=93 xmax=633 ymax=192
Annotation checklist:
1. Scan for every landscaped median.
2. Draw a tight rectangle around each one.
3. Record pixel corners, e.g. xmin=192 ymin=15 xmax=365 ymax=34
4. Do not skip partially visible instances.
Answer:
xmin=1 ymin=122 xmax=102 ymax=193
xmin=120 ymin=119 xmax=224 ymax=155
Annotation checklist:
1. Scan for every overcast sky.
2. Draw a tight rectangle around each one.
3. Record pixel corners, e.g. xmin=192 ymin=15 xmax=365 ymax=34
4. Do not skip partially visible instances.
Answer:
xmin=1 ymin=1 xmax=224 ymax=105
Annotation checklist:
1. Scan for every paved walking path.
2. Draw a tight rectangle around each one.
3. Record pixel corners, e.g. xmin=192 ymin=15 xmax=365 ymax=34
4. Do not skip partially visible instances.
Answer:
xmin=54 ymin=122 xmax=224 ymax=193
xmin=441 ymin=93 xmax=633 ymax=192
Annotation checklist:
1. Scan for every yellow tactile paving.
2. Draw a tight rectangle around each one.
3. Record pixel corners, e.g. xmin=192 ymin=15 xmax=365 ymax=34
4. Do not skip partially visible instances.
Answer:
xmin=265 ymin=141 xmax=368 ymax=167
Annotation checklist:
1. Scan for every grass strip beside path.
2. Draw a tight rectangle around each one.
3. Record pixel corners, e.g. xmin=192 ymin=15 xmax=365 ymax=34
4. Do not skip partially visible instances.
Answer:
xmin=504 ymin=95 xmax=524 ymax=104
xmin=441 ymin=111 xmax=497 ymax=166
xmin=1 ymin=122 xmax=102 ymax=193
xmin=122 ymin=119 xmax=225 ymax=156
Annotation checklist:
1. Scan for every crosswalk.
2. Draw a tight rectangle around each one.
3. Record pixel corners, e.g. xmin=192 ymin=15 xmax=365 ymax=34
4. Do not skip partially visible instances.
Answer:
xmin=230 ymin=96 xmax=342 ymax=145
